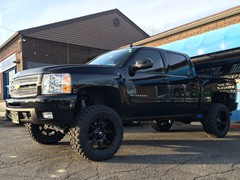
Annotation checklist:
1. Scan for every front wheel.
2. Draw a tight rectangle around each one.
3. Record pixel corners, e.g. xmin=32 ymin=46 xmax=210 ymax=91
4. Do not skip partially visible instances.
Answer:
xmin=202 ymin=103 xmax=230 ymax=138
xmin=150 ymin=120 xmax=173 ymax=132
xmin=25 ymin=123 xmax=65 ymax=144
xmin=70 ymin=105 xmax=123 ymax=161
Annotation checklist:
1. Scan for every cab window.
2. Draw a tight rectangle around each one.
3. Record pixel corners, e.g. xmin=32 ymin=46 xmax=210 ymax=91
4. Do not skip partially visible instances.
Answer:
xmin=166 ymin=52 xmax=190 ymax=76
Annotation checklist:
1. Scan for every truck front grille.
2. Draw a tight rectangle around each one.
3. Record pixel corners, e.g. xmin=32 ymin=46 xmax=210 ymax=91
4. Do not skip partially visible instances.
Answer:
xmin=10 ymin=75 xmax=40 ymax=98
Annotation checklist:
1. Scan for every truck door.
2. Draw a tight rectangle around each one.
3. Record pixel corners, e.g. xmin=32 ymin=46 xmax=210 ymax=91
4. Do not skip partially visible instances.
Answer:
xmin=165 ymin=51 xmax=200 ymax=115
xmin=126 ymin=48 xmax=172 ymax=117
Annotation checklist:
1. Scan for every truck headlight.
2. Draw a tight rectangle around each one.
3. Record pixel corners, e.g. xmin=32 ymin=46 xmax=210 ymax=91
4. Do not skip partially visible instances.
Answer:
xmin=42 ymin=74 xmax=71 ymax=94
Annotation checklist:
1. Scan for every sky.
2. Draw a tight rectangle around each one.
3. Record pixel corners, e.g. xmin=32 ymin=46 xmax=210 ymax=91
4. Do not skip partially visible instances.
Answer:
xmin=0 ymin=0 xmax=240 ymax=46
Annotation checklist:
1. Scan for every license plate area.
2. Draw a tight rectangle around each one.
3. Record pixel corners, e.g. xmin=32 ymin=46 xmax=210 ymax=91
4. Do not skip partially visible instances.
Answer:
xmin=11 ymin=111 xmax=20 ymax=124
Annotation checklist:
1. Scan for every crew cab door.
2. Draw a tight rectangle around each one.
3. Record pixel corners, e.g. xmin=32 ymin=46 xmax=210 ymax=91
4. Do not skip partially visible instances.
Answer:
xmin=164 ymin=51 xmax=200 ymax=115
xmin=126 ymin=48 xmax=172 ymax=117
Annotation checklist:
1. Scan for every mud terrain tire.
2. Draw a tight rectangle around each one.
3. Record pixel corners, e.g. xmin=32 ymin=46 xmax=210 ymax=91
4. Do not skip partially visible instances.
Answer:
xmin=202 ymin=103 xmax=230 ymax=138
xmin=70 ymin=105 xmax=123 ymax=161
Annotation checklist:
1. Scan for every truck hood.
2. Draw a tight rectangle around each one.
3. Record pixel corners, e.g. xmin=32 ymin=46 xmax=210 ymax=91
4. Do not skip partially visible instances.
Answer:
xmin=14 ymin=64 xmax=122 ymax=78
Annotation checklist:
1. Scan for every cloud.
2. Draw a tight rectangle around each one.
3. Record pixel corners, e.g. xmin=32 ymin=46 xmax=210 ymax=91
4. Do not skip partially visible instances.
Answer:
xmin=0 ymin=0 xmax=240 ymax=44
xmin=133 ymin=0 xmax=240 ymax=34
xmin=0 ymin=9 xmax=2 ymax=26
xmin=0 ymin=9 xmax=6 ymax=45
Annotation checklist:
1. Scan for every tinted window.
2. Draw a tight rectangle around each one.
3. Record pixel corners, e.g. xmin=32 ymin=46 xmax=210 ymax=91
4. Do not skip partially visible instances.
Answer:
xmin=166 ymin=52 xmax=190 ymax=76
xmin=132 ymin=49 xmax=165 ymax=72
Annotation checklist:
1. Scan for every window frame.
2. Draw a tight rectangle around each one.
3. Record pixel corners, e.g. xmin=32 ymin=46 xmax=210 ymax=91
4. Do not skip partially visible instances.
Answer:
xmin=165 ymin=51 xmax=191 ymax=76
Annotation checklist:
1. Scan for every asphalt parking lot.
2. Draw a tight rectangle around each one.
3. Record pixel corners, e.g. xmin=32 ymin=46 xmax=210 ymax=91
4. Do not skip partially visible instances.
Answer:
xmin=1 ymin=120 xmax=240 ymax=180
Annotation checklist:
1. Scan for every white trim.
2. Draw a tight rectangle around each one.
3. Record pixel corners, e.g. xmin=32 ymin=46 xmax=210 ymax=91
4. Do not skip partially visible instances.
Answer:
xmin=0 ymin=53 xmax=16 ymax=73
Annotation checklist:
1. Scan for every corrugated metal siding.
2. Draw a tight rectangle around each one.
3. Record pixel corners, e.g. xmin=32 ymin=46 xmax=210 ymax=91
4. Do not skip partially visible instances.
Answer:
xmin=21 ymin=11 xmax=148 ymax=50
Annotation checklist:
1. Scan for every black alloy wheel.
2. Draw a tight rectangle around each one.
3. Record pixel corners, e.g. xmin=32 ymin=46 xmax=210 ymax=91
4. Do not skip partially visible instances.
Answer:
xmin=151 ymin=120 xmax=173 ymax=132
xmin=88 ymin=118 xmax=115 ymax=150
xmin=216 ymin=111 xmax=228 ymax=131
xmin=25 ymin=123 xmax=65 ymax=144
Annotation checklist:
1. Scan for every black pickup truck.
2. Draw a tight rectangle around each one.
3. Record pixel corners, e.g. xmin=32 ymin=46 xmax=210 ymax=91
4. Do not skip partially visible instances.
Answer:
xmin=6 ymin=46 xmax=237 ymax=161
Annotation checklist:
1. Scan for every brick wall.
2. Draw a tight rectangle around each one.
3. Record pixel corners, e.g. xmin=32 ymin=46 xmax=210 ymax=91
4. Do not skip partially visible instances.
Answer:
xmin=141 ymin=13 xmax=240 ymax=47
xmin=0 ymin=36 xmax=22 ymax=100
xmin=0 ymin=37 xmax=22 ymax=62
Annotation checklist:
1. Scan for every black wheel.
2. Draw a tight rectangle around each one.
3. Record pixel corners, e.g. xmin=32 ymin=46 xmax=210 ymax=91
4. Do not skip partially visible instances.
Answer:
xmin=202 ymin=103 xmax=230 ymax=138
xmin=151 ymin=120 xmax=173 ymax=132
xmin=131 ymin=120 xmax=141 ymax=125
xmin=69 ymin=105 xmax=123 ymax=161
xmin=123 ymin=120 xmax=141 ymax=126
xmin=25 ymin=123 xmax=65 ymax=144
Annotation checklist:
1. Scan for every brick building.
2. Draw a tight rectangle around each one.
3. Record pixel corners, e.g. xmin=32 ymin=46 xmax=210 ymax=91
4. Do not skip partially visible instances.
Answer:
xmin=129 ymin=6 xmax=240 ymax=49
xmin=0 ymin=9 xmax=149 ymax=100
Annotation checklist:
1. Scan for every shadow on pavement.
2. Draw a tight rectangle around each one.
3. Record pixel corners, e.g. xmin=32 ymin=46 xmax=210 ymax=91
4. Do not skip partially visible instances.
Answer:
xmin=111 ymin=136 xmax=240 ymax=164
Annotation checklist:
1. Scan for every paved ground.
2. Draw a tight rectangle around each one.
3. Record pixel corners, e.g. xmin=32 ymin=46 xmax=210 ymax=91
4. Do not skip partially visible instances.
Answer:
xmin=0 ymin=120 xmax=240 ymax=180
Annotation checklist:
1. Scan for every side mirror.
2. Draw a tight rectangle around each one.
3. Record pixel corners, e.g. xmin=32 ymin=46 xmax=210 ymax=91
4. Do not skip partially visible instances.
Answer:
xmin=131 ymin=58 xmax=153 ymax=71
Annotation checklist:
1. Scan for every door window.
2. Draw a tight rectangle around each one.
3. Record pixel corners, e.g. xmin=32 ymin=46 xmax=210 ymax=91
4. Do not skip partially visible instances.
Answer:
xmin=132 ymin=49 xmax=165 ymax=73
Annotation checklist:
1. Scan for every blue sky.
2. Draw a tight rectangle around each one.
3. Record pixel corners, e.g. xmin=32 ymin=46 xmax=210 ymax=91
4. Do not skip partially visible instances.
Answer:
xmin=0 ymin=0 xmax=240 ymax=45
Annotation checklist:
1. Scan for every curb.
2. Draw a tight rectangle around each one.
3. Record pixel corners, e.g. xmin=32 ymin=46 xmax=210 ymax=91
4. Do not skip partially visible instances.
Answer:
xmin=230 ymin=123 xmax=240 ymax=129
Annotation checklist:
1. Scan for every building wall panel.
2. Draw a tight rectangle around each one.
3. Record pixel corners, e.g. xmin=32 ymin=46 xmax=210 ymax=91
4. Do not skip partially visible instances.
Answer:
xmin=22 ymin=37 xmax=107 ymax=69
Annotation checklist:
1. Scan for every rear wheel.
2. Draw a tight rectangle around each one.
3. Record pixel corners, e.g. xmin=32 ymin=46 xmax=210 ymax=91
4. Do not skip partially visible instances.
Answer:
xmin=151 ymin=120 xmax=173 ymax=132
xmin=25 ymin=123 xmax=65 ymax=144
xmin=202 ymin=103 xmax=230 ymax=138
xmin=131 ymin=120 xmax=141 ymax=125
xmin=123 ymin=120 xmax=141 ymax=126
xmin=70 ymin=105 xmax=123 ymax=161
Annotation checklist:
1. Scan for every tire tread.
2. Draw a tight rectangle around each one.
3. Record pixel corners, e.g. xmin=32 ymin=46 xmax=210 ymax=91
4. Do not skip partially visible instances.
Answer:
xmin=69 ymin=105 xmax=123 ymax=161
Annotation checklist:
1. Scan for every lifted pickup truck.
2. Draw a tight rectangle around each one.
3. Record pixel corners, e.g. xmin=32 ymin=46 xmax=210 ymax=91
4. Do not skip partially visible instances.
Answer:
xmin=6 ymin=46 xmax=237 ymax=161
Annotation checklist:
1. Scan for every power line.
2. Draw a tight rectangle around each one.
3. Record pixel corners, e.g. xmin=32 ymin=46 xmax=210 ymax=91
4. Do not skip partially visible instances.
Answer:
xmin=0 ymin=26 xmax=16 ymax=32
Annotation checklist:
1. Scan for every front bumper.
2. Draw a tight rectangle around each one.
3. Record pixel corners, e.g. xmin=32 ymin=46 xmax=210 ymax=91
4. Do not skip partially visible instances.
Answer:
xmin=6 ymin=95 xmax=77 ymax=125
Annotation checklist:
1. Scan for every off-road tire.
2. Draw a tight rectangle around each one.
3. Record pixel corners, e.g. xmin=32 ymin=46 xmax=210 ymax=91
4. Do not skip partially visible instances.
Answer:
xmin=25 ymin=123 xmax=65 ymax=144
xmin=202 ymin=103 xmax=230 ymax=138
xmin=69 ymin=105 xmax=123 ymax=161
xmin=151 ymin=120 xmax=173 ymax=132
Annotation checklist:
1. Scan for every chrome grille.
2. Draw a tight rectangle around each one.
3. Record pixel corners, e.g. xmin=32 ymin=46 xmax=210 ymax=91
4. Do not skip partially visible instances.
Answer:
xmin=10 ymin=75 xmax=40 ymax=98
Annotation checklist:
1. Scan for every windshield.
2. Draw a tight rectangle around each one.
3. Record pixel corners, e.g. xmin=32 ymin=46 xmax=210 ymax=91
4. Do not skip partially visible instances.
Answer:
xmin=87 ymin=48 xmax=134 ymax=67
